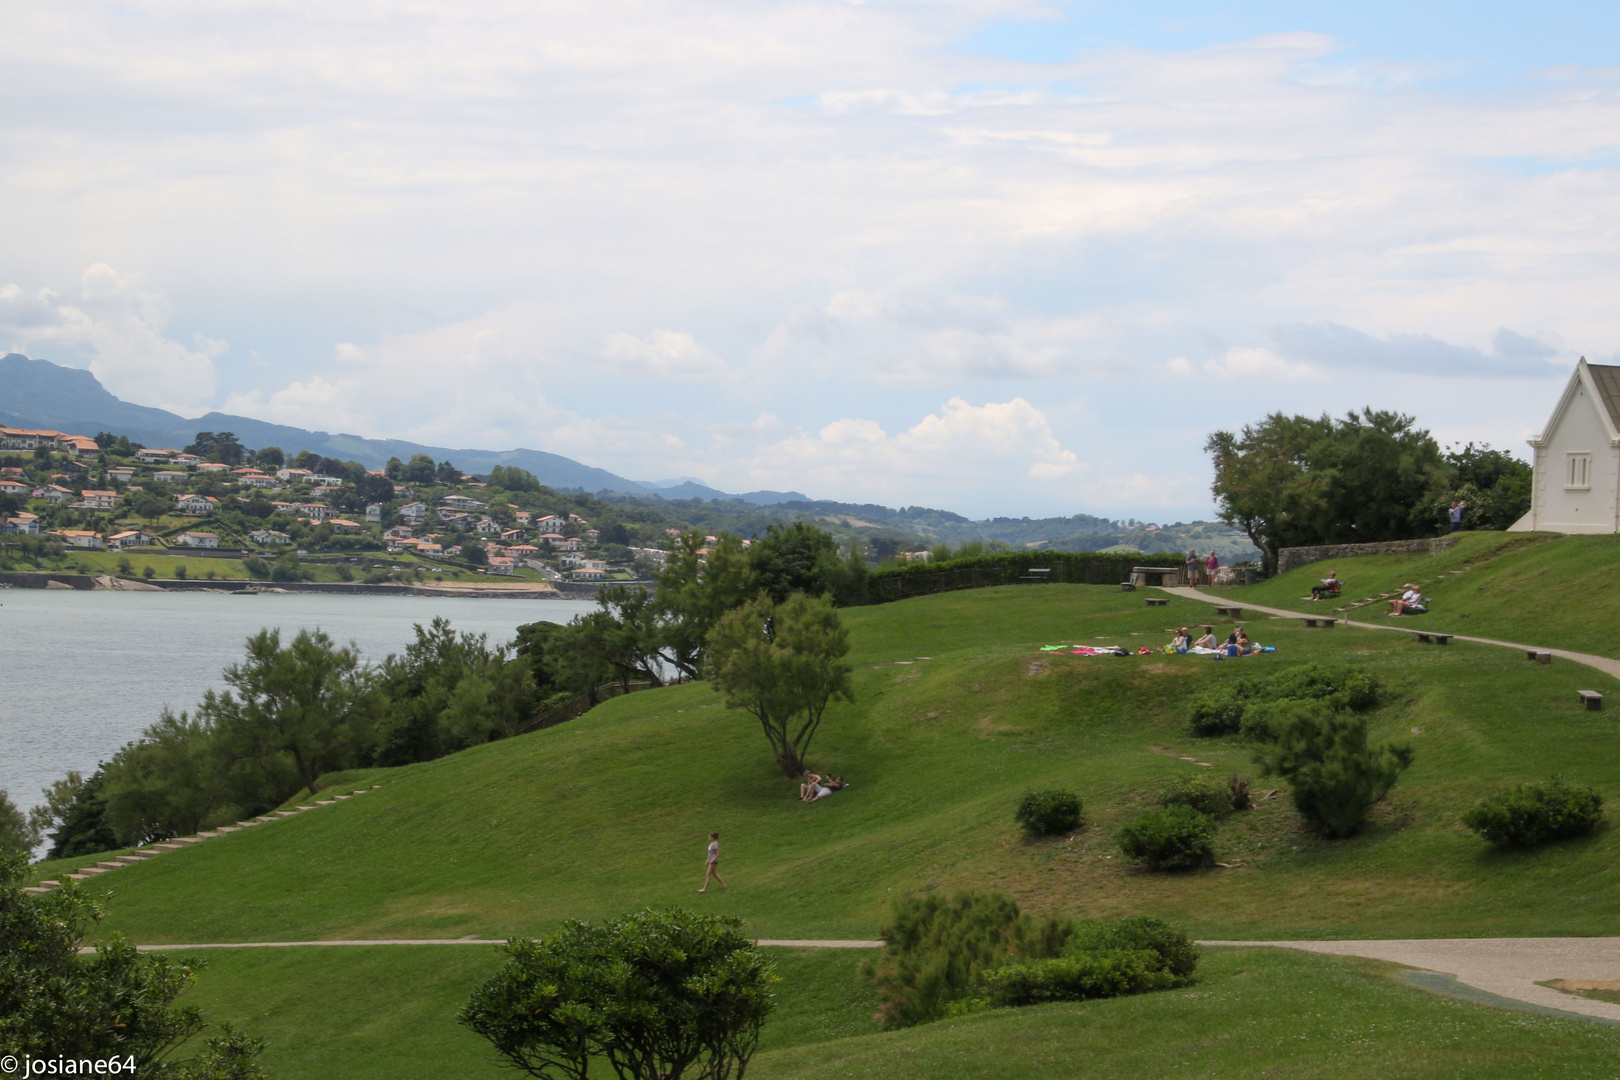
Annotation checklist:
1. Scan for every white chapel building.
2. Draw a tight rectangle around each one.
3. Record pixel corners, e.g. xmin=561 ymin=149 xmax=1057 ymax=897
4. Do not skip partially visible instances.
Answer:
xmin=1512 ymin=358 xmax=1620 ymax=533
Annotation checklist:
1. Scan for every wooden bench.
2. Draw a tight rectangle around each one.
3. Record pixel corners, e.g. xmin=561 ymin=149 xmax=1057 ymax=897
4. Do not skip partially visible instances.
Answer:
xmin=1414 ymin=632 xmax=1451 ymax=645
xmin=1145 ymin=597 xmax=1169 ymax=607
xmin=1301 ymin=617 xmax=1336 ymax=628
xmin=1578 ymin=690 xmax=1604 ymax=711
xmin=1526 ymin=650 xmax=1551 ymax=665
xmin=1214 ymin=606 xmax=1243 ymax=617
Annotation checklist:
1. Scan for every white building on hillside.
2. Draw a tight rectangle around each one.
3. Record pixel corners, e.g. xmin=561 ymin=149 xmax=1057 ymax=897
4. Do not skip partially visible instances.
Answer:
xmin=1513 ymin=358 xmax=1620 ymax=534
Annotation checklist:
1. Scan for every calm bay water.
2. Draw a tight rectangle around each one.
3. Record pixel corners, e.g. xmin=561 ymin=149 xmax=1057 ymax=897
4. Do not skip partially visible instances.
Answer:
xmin=0 ymin=589 xmax=597 ymax=817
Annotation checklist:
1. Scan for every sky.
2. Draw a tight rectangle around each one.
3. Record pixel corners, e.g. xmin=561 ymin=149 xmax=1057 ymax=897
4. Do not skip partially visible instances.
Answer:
xmin=3 ymin=2 xmax=1618 ymax=521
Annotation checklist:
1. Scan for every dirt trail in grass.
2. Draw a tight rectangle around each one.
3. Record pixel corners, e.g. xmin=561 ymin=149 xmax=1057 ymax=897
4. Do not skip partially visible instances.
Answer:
xmin=1202 ymin=937 xmax=1620 ymax=1023
xmin=1159 ymin=587 xmax=1620 ymax=681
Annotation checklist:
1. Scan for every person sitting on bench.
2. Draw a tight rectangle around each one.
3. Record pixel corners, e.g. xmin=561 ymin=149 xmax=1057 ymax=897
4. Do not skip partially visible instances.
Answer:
xmin=1388 ymin=585 xmax=1422 ymax=616
xmin=1310 ymin=571 xmax=1340 ymax=600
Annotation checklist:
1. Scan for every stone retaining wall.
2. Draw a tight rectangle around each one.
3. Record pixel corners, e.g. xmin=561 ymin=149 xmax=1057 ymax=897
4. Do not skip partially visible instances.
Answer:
xmin=1277 ymin=536 xmax=1458 ymax=574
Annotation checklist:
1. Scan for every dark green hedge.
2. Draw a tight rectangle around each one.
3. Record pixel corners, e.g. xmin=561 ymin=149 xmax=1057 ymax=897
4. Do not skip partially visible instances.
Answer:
xmin=863 ymin=551 xmax=1184 ymax=604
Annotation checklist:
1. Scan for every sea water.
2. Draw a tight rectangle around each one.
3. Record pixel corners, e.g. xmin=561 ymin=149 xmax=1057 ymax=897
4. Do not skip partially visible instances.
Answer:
xmin=0 ymin=589 xmax=598 ymax=818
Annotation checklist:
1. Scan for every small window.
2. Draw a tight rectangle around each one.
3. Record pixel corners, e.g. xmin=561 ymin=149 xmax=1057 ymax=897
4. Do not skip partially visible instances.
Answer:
xmin=1567 ymin=453 xmax=1592 ymax=490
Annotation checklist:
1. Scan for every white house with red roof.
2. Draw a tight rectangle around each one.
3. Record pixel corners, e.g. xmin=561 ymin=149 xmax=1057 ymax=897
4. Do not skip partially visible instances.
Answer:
xmin=177 ymin=531 xmax=219 ymax=548
xmin=177 ymin=494 xmax=219 ymax=515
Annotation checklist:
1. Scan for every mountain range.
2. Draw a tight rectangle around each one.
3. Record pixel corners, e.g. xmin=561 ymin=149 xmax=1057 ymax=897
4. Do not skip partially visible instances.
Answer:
xmin=0 ymin=354 xmax=805 ymax=504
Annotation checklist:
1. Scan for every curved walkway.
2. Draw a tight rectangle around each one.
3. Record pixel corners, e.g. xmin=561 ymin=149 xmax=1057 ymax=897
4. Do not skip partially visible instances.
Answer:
xmin=1157 ymin=586 xmax=1620 ymax=680
xmin=1201 ymin=938 xmax=1620 ymax=1024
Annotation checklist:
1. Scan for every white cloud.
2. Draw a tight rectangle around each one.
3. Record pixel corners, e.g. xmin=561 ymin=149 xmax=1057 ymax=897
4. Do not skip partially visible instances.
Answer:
xmin=2 ymin=7 xmax=1617 ymax=517
xmin=1168 ymin=347 xmax=1319 ymax=382
xmin=0 ymin=265 xmax=223 ymax=414
xmin=603 ymin=330 xmax=729 ymax=379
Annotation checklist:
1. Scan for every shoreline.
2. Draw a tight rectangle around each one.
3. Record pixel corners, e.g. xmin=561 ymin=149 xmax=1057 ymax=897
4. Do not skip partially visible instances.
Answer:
xmin=0 ymin=570 xmax=635 ymax=599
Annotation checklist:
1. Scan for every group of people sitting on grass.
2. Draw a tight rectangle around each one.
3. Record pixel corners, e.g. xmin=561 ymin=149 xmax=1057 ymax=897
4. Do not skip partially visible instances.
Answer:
xmin=1169 ymin=625 xmax=1263 ymax=657
xmin=799 ymin=773 xmax=850 ymax=801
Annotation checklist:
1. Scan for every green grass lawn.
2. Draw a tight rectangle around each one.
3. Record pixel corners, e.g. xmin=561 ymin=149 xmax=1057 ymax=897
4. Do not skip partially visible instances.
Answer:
xmin=173 ymin=944 xmax=877 ymax=1080
xmin=168 ymin=943 xmax=1620 ymax=1080
xmin=1221 ymin=531 xmax=1620 ymax=655
xmin=55 ymin=583 xmax=1620 ymax=947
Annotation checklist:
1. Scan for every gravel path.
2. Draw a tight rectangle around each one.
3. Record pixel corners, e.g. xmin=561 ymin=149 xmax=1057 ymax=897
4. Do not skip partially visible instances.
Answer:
xmin=1157 ymin=586 xmax=1620 ymax=680
xmin=1203 ymin=938 xmax=1620 ymax=1023
xmin=96 ymin=938 xmax=884 ymax=954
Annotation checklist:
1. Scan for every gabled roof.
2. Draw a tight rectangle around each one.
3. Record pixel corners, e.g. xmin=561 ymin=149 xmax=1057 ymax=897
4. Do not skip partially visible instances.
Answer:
xmin=1533 ymin=358 xmax=1620 ymax=448
xmin=1588 ymin=362 xmax=1620 ymax=432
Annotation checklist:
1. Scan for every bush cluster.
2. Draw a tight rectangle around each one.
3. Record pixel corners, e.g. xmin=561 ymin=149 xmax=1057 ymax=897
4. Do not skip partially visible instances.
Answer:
xmin=1015 ymin=789 xmax=1084 ymax=836
xmin=1462 ymin=778 xmax=1604 ymax=848
xmin=1187 ymin=665 xmax=1382 ymax=738
xmin=984 ymin=917 xmax=1199 ymax=1008
xmin=1157 ymin=774 xmax=1244 ymax=817
xmin=1115 ymin=805 xmax=1217 ymax=871
xmin=865 ymin=894 xmax=1198 ymax=1027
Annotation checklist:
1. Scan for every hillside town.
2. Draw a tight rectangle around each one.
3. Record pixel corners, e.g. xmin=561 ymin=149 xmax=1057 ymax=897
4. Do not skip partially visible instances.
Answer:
xmin=0 ymin=426 xmax=661 ymax=585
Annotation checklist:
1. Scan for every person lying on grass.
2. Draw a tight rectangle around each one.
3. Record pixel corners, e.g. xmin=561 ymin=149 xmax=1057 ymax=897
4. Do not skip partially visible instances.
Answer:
xmin=803 ymin=776 xmax=849 ymax=801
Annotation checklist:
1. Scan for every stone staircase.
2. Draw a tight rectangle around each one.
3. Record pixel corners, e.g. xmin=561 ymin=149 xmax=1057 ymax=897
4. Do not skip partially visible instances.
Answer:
xmin=22 ymin=786 xmax=381 ymax=895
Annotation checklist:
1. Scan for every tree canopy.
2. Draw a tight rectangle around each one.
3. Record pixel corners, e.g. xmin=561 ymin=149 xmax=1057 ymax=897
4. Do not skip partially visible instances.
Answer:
xmin=1206 ymin=409 xmax=1451 ymax=571
xmin=706 ymin=591 xmax=854 ymax=776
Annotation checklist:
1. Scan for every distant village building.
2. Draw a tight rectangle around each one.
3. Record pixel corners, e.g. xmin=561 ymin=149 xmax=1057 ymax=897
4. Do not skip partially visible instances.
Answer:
xmin=441 ymin=494 xmax=487 ymax=511
xmin=52 ymin=530 xmax=104 ymax=549
xmin=78 ymin=490 xmax=120 ymax=510
xmin=3 ymin=514 xmax=40 ymax=535
xmin=153 ymin=470 xmax=189 ymax=484
xmin=399 ymin=502 xmax=429 ymax=525
xmin=0 ymin=479 xmax=30 ymax=497
xmin=106 ymin=530 xmax=153 ymax=549
xmin=0 ymin=428 xmax=69 ymax=451
xmin=196 ymin=462 xmax=231 ymax=473
xmin=487 ymin=557 xmax=516 ymax=575
xmin=365 ymin=503 xmax=383 ymax=522
xmin=329 ymin=518 xmax=364 ymax=533
xmin=136 ymin=448 xmax=178 ymax=464
xmin=106 ymin=467 xmax=136 ymax=484
xmin=177 ymin=494 xmax=219 ymax=515
xmin=177 ymin=531 xmax=219 ymax=548
xmin=250 ymin=529 xmax=291 ymax=545
xmin=1514 ymin=358 xmax=1620 ymax=534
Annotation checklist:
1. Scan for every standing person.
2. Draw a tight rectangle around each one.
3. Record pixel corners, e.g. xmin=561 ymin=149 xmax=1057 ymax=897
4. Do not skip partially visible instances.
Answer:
xmin=1449 ymin=500 xmax=1468 ymax=532
xmin=698 ymin=831 xmax=726 ymax=893
xmin=1185 ymin=549 xmax=1200 ymax=586
xmin=1205 ymin=550 xmax=1219 ymax=584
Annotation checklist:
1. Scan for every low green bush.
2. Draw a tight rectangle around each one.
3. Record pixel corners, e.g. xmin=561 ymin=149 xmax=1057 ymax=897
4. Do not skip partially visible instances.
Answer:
xmin=984 ymin=916 xmax=1199 ymax=1007
xmin=1015 ymin=789 xmax=1084 ymax=836
xmin=1188 ymin=665 xmax=1384 ymax=739
xmin=1463 ymin=778 xmax=1604 ymax=848
xmin=1158 ymin=774 xmax=1236 ymax=817
xmin=1187 ymin=689 xmax=1246 ymax=736
xmin=864 ymin=892 xmax=1072 ymax=1029
xmin=1115 ymin=806 xmax=1216 ymax=871
xmin=1257 ymin=709 xmax=1413 ymax=839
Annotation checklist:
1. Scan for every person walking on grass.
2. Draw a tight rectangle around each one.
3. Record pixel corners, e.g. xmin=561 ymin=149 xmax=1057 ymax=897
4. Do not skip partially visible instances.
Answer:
xmin=699 ymin=831 xmax=727 ymax=893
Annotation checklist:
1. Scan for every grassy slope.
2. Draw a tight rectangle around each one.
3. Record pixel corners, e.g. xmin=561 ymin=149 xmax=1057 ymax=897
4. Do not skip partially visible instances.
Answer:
xmin=174 ymin=945 xmax=876 ymax=1080
xmin=1225 ymin=531 xmax=1620 ymax=656
xmin=67 ymin=583 xmax=1620 ymax=946
xmin=170 ymin=944 xmax=1620 ymax=1080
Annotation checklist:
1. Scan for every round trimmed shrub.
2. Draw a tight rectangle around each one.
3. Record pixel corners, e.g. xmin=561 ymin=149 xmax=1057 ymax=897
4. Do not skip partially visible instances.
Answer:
xmin=1157 ymin=774 xmax=1234 ymax=817
xmin=1015 ymin=790 xmax=1083 ymax=837
xmin=1115 ymin=806 xmax=1216 ymax=871
xmin=1463 ymin=778 xmax=1604 ymax=848
xmin=1186 ymin=690 xmax=1245 ymax=736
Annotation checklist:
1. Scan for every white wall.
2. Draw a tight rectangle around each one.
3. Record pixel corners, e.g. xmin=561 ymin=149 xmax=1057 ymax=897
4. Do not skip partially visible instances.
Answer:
xmin=1529 ymin=376 xmax=1620 ymax=533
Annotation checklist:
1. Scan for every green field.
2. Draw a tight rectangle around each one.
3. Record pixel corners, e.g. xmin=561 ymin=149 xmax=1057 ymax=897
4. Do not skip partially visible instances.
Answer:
xmin=1226 ymin=531 xmax=1620 ymax=656
xmin=36 ymin=538 xmax=1620 ymax=1077
xmin=168 ymin=943 xmax=1620 ymax=1080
